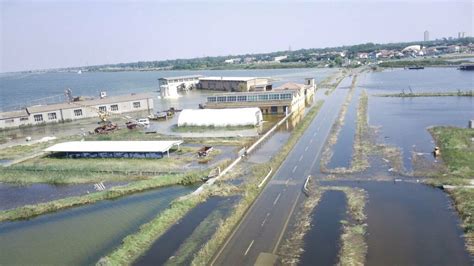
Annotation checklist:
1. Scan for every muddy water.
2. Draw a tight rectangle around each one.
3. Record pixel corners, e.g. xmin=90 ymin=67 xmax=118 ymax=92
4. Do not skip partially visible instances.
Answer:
xmin=135 ymin=196 xmax=238 ymax=265
xmin=0 ymin=181 xmax=128 ymax=211
xmin=319 ymin=181 xmax=472 ymax=265
xmin=299 ymin=190 xmax=347 ymax=266
xmin=0 ymin=185 xmax=196 ymax=265
xmin=328 ymin=87 xmax=361 ymax=169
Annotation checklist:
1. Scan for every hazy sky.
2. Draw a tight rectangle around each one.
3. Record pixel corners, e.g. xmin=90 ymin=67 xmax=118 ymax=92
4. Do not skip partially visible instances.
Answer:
xmin=1 ymin=0 xmax=472 ymax=72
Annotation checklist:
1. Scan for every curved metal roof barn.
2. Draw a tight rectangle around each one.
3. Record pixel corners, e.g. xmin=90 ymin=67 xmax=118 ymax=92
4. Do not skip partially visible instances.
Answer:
xmin=177 ymin=108 xmax=262 ymax=127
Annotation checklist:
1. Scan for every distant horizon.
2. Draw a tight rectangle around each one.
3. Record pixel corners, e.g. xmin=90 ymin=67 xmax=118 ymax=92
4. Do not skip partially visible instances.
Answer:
xmin=2 ymin=36 xmax=473 ymax=74
xmin=1 ymin=1 xmax=472 ymax=73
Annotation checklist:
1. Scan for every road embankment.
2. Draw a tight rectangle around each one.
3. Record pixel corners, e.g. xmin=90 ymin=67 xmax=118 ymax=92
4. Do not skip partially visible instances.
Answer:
xmin=191 ymin=100 xmax=325 ymax=265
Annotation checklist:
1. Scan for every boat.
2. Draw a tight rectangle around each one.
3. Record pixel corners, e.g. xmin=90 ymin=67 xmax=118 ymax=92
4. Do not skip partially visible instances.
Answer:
xmin=77 ymin=70 xmax=82 ymax=74
xmin=407 ymin=66 xmax=424 ymax=70
xmin=459 ymin=64 xmax=474 ymax=71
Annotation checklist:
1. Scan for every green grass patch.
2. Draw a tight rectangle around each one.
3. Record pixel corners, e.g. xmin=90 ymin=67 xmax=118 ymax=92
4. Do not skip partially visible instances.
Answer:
xmin=426 ymin=126 xmax=474 ymax=256
xmin=428 ymin=126 xmax=474 ymax=179
xmin=449 ymin=188 xmax=474 ymax=256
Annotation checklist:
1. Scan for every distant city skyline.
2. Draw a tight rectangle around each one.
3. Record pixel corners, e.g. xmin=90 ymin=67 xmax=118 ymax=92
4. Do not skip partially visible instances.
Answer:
xmin=1 ymin=0 xmax=472 ymax=73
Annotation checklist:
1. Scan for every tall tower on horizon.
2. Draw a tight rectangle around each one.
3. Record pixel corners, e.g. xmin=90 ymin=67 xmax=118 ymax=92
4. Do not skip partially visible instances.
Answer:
xmin=424 ymin=30 xmax=430 ymax=42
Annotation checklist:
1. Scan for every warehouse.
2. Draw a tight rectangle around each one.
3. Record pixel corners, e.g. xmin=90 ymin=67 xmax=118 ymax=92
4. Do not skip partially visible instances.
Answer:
xmin=177 ymin=108 xmax=263 ymax=127
xmin=45 ymin=140 xmax=183 ymax=158
xmin=0 ymin=93 xmax=154 ymax=129
xmin=198 ymin=77 xmax=271 ymax=92
xmin=204 ymin=78 xmax=315 ymax=115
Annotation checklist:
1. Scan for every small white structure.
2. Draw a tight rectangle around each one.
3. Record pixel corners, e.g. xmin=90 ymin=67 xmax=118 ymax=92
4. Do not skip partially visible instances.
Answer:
xmin=45 ymin=140 xmax=182 ymax=158
xmin=178 ymin=108 xmax=263 ymax=127
xmin=158 ymin=75 xmax=201 ymax=99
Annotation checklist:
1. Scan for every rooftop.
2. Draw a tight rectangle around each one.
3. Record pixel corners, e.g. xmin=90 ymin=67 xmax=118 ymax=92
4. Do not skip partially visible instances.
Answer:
xmin=0 ymin=109 xmax=29 ymax=120
xmin=26 ymin=93 xmax=153 ymax=114
xmin=199 ymin=76 xmax=261 ymax=82
xmin=274 ymin=82 xmax=306 ymax=91
xmin=158 ymin=75 xmax=203 ymax=81
xmin=45 ymin=140 xmax=183 ymax=153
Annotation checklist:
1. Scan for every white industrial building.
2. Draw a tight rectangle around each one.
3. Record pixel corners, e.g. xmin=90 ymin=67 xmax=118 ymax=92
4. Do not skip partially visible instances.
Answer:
xmin=177 ymin=108 xmax=263 ymax=127
xmin=0 ymin=93 xmax=154 ymax=130
xmin=158 ymin=75 xmax=202 ymax=98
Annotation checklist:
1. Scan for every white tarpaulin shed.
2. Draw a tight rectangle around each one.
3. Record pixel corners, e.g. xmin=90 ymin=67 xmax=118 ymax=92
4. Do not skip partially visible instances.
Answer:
xmin=178 ymin=108 xmax=262 ymax=127
xmin=45 ymin=141 xmax=183 ymax=153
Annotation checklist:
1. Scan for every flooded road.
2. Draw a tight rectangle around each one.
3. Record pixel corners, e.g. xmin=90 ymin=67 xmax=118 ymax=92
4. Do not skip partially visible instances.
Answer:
xmin=319 ymin=181 xmax=472 ymax=265
xmin=299 ymin=190 xmax=347 ymax=266
xmin=0 ymin=185 xmax=196 ymax=265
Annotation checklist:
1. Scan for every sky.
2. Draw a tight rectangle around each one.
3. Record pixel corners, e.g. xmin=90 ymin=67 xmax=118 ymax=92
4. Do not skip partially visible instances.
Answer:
xmin=0 ymin=0 xmax=472 ymax=73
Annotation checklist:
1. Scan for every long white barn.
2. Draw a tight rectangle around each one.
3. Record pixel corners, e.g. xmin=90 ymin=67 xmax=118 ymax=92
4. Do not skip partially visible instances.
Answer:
xmin=177 ymin=108 xmax=263 ymax=127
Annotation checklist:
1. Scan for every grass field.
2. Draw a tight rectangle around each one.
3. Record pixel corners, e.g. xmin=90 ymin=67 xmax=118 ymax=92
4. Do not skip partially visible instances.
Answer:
xmin=429 ymin=127 xmax=474 ymax=179
xmin=428 ymin=126 xmax=474 ymax=256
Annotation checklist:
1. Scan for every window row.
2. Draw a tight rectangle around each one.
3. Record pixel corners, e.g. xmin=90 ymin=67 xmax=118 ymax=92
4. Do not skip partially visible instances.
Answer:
xmin=207 ymin=93 xmax=292 ymax=103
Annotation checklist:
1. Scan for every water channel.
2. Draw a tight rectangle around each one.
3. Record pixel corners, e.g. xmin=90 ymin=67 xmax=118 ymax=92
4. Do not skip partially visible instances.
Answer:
xmin=299 ymin=190 xmax=347 ymax=266
xmin=0 ymin=185 xmax=196 ymax=265
xmin=0 ymin=181 xmax=126 ymax=211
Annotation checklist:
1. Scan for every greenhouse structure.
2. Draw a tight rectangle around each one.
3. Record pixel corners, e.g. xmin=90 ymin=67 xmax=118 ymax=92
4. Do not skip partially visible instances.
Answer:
xmin=177 ymin=108 xmax=263 ymax=127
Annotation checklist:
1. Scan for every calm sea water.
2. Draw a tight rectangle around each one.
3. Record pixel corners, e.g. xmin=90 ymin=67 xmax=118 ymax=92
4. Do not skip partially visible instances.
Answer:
xmin=0 ymin=68 xmax=337 ymax=111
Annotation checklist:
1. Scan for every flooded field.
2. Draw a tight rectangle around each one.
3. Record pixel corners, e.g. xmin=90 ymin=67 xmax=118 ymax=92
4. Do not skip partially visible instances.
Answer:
xmin=369 ymin=96 xmax=472 ymax=171
xmin=354 ymin=68 xmax=474 ymax=172
xmin=319 ymin=181 xmax=472 ymax=265
xmin=0 ymin=181 xmax=127 ymax=211
xmin=135 ymin=196 xmax=238 ymax=265
xmin=0 ymin=185 xmax=196 ymax=265
xmin=299 ymin=190 xmax=347 ymax=266
xmin=327 ymin=87 xmax=361 ymax=169
xmin=359 ymin=67 xmax=473 ymax=94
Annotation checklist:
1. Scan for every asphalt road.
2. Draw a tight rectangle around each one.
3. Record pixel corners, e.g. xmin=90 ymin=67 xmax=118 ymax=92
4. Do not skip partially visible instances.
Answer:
xmin=212 ymin=76 xmax=354 ymax=266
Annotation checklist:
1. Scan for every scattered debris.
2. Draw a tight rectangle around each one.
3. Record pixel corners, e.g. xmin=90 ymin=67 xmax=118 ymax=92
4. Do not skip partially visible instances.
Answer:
xmin=197 ymin=146 xmax=214 ymax=157
xmin=93 ymin=123 xmax=118 ymax=134
xmin=125 ymin=121 xmax=138 ymax=129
